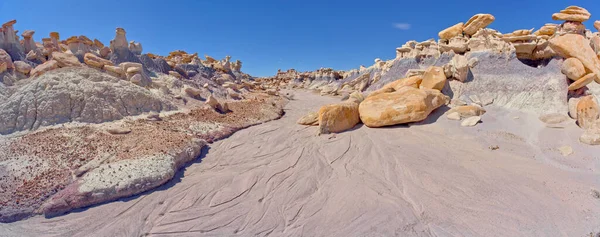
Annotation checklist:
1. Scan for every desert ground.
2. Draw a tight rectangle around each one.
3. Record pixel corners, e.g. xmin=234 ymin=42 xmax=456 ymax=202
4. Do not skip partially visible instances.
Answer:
xmin=1 ymin=90 xmax=598 ymax=236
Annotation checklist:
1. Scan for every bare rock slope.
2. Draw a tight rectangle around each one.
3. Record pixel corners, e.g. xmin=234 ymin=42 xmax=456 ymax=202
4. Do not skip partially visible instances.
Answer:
xmin=0 ymin=67 xmax=175 ymax=134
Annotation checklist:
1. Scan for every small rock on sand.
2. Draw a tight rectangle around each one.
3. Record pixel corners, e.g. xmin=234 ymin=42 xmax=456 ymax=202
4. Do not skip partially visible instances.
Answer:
xmin=461 ymin=116 xmax=481 ymax=127
xmin=557 ymin=145 xmax=573 ymax=156
xmin=147 ymin=112 xmax=161 ymax=121
xmin=580 ymin=128 xmax=600 ymax=145
xmin=106 ymin=127 xmax=132 ymax=135
xmin=539 ymin=113 xmax=569 ymax=128
xmin=446 ymin=112 xmax=461 ymax=120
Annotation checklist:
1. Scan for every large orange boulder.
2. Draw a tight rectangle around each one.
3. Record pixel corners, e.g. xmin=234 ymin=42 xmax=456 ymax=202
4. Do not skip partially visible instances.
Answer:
xmin=84 ymin=53 xmax=113 ymax=69
xmin=359 ymin=87 xmax=447 ymax=127
xmin=439 ymin=22 xmax=464 ymax=40
xmin=51 ymin=51 xmax=81 ymax=67
xmin=420 ymin=66 xmax=446 ymax=91
xmin=549 ymin=34 xmax=600 ymax=83
xmin=30 ymin=60 xmax=59 ymax=77
xmin=463 ymin=14 xmax=495 ymax=36
xmin=552 ymin=6 xmax=591 ymax=22
xmin=577 ymin=95 xmax=599 ymax=129
xmin=561 ymin=58 xmax=586 ymax=81
xmin=318 ymin=101 xmax=360 ymax=134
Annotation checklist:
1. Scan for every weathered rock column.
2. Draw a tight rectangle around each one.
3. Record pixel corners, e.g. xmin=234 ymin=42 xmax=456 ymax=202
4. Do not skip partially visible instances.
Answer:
xmin=128 ymin=41 xmax=142 ymax=55
xmin=111 ymin=28 xmax=128 ymax=51
xmin=2 ymin=19 xmax=25 ymax=61
xmin=21 ymin=30 xmax=35 ymax=53
xmin=50 ymin=32 xmax=60 ymax=50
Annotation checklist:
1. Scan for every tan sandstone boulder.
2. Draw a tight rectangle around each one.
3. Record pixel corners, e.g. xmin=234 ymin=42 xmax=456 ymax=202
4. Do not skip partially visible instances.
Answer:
xmin=104 ymin=65 xmax=125 ymax=78
xmin=359 ymin=87 xmax=447 ymax=128
xmin=595 ymin=21 xmax=600 ymax=32
xmin=568 ymin=73 xmax=597 ymax=91
xmin=83 ymin=53 xmax=113 ymax=69
xmin=576 ymin=95 xmax=599 ymax=129
xmin=552 ymin=6 xmax=591 ymax=22
xmin=0 ymin=49 xmax=13 ymax=69
xmin=420 ymin=66 xmax=446 ymax=91
xmin=13 ymin=61 xmax=32 ymax=75
xmin=534 ymin=24 xmax=558 ymax=36
xmin=439 ymin=23 xmax=464 ymax=40
xmin=51 ymin=51 xmax=81 ymax=67
xmin=205 ymin=94 xmax=219 ymax=109
xmin=30 ymin=60 xmax=59 ymax=77
xmin=561 ymin=58 xmax=586 ymax=81
xmin=447 ymin=105 xmax=486 ymax=118
xmin=168 ymin=71 xmax=182 ymax=79
xmin=297 ymin=112 xmax=319 ymax=126
xmin=318 ymin=101 xmax=360 ymax=134
xmin=463 ymin=14 xmax=495 ymax=36
xmin=549 ymin=34 xmax=600 ymax=83
xmin=368 ymin=76 xmax=423 ymax=98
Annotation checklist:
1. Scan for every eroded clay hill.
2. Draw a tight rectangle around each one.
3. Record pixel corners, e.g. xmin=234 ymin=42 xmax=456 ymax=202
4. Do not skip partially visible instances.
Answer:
xmin=0 ymin=21 xmax=283 ymax=222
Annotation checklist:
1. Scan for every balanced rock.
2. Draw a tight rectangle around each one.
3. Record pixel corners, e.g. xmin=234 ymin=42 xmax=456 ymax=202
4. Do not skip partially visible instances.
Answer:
xmin=13 ymin=61 xmax=32 ymax=75
xmin=568 ymin=73 xmax=597 ymax=91
xmin=559 ymin=21 xmax=585 ymax=35
xmin=112 ymin=28 xmax=128 ymax=49
xmin=549 ymin=33 xmax=600 ymax=82
xmin=595 ymin=20 xmax=600 ymax=32
xmin=30 ymin=60 xmax=59 ymax=77
xmin=576 ymin=95 xmax=599 ymax=129
xmin=463 ymin=14 xmax=495 ymax=36
xmin=359 ymin=87 xmax=447 ymax=128
xmin=21 ymin=30 xmax=36 ymax=53
xmin=420 ymin=66 xmax=446 ymax=91
xmin=51 ymin=51 xmax=81 ymax=67
xmin=84 ymin=53 xmax=113 ymax=69
xmin=318 ymin=101 xmax=360 ymax=134
xmin=534 ymin=24 xmax=558 ymax=36
xmin=552 ymin=6 xmax=591 ymax=22
xmin=439 ymin=22 xmax=464 ymax=40
xmin=561 ymin=58 xmax=586 ymax=81
xmin=297 ymin=111 xmax=319 ymax=126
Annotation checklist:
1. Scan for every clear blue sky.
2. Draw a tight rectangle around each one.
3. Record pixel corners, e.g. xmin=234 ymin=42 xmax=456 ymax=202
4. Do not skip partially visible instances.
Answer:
xmin=1 ymin=0 xmax=598 ymax=76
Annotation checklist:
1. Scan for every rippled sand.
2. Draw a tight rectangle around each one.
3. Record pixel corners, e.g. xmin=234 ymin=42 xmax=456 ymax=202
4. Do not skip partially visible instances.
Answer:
xmin=1 ymin=90 xmax=599 ymax=237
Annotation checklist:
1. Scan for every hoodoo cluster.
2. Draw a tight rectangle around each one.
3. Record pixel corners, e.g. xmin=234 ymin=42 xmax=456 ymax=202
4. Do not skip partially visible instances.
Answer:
xmin=262 ymin=6 xmax=600 ymax=145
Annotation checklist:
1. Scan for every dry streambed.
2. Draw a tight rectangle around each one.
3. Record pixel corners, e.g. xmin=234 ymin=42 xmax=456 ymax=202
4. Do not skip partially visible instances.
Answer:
xmin=1 ymin=90 xmax=598 ymax=236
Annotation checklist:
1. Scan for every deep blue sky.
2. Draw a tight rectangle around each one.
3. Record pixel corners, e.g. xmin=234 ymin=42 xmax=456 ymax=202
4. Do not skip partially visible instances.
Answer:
xmin=1 ymin=0 xmax=598 ymax=76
